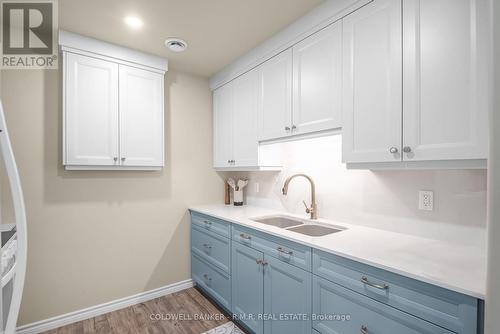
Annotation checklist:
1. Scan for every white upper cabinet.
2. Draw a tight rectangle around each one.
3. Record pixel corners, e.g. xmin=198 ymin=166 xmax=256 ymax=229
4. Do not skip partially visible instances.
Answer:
xmin=119 ymin=65 xmax=164 ymax=167
xmin=258 ymin=50 xmax=293 ymax=141
xmin=213 ymin=71 xmax=282 ymax=170
xmin=60 ymin=31 xmax=167 ymax=170
xmin=257 ymin=23 xmax=343 ymax=141
xmin=210 ymin=0 xmax=490 ymax=169
xmin=342 ymin=0 xmax=403 ymax=163
xmin=402 ymin=0 xmax=489 ymax=161
xmin=292 ymin=21 xmax=343 ymax=136
xmin=342 ymin=0 xmax=489 ymax=166
xmin=233 ymin=71 xmax=259 ymax=167
xmin=213 ymin=83 xmax=234 ymax=168
xmin=65 ymin=53 xmax=120 ymax=166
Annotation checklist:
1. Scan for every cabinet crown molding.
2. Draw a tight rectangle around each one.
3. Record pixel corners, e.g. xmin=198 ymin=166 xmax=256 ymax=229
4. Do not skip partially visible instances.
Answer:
xmin=59 ymin=30 xmax=168 ymax=73
xmin=209 ymin=0 xmax=371 ymax=90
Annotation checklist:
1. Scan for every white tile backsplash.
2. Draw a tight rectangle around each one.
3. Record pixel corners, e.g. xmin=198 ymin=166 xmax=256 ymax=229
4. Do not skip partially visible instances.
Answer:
xmin=229 ymin=135 xmax=487 ymax=246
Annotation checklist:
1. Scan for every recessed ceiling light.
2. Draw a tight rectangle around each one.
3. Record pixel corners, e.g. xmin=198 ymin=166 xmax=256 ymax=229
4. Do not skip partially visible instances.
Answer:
xmin=124 ymin=16 xmax=143 ymax=29
xmin=165 ymin=38 xmax=188 ymax=52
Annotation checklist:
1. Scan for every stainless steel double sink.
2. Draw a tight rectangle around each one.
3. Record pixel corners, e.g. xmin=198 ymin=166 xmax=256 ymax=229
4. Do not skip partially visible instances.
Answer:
xmin=251 ymin=216 xmax=345 ymax=237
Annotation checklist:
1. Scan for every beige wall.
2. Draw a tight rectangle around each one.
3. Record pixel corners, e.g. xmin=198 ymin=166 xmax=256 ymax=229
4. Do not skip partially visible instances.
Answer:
xmin=0 ymin=68 xmax=223 ymax=325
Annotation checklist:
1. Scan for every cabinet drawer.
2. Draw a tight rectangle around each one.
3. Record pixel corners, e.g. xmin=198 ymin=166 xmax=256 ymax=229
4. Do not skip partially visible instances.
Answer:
xmin=192 ymin=254 xmax=231 ymax=311
xmin=232 ymin=225 xmax=312 ymax=271
xmin=191 ymin=212 xmax=230 ymax=238
xmin=191 ymin=226 xmax=230 ymax=274
xmin=313 ymin=249 xmax=478 ymax=333
xmin=313 ymin=276 xmax=454 ymax=334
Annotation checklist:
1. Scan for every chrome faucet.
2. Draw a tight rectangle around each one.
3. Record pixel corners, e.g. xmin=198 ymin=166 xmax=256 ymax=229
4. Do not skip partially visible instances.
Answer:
xmin=282 ymin=174 xmax=318 ymax=220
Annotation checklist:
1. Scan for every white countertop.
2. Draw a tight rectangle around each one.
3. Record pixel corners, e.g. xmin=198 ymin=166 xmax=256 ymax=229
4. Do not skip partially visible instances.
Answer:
xmin=189 ymin=204 xmax=487 ymax=300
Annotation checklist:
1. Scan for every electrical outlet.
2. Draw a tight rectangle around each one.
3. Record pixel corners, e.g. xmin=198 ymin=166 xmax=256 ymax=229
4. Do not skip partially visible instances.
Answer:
xmin=254 ymin=182 xmax=260 ymax=193
xmin=419 ymin=191 xmax=434 ymax=211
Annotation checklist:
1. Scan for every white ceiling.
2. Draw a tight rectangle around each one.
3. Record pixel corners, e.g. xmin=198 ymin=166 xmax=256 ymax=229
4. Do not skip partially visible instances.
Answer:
xmin=59 ymin=0 xmax=324 ymax=77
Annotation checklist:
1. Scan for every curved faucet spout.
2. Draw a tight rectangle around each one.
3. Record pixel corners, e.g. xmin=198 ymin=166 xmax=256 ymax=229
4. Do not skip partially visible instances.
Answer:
xmin=282 ymin=174 xmax=317 ymax=219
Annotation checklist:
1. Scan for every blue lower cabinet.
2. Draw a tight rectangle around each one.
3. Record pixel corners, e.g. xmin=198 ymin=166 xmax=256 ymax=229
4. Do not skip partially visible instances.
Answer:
xmin=313 ymin=249 xmax=477 ymax=333
xmin=312 ymin=275 xmax=454 ymax=334
xmin=191 ymin=254 xmax=231 ymax=311
xmin=191 ymin=225 xmax=230 ymax=273
xmin=232 ymin=242 xmax=265 ymax=334
xmin=191 ymin=212 xmax=481 ymax=334
xmin=263 ymin=255 xmax=312 ymax=334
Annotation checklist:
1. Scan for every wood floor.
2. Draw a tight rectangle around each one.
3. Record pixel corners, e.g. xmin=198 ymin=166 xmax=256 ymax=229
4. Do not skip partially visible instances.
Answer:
xmin=41 ymin=288 xmax=236 ymax=334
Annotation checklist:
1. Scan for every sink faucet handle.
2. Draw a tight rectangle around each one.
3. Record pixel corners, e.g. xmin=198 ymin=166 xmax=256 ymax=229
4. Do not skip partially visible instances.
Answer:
xmin=302 ymin=200 xmax=311 ymax=214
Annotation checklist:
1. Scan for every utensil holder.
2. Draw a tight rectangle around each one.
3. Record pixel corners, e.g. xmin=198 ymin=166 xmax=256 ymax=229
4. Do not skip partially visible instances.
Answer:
xmin=233 ymin=190 xmax=243 ymax=206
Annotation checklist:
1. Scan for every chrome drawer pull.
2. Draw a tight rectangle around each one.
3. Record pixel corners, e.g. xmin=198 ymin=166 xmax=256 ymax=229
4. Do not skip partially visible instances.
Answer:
xmin=240 ymin=233 xmax=251 ymax=240
xmin=277 ymin=246 xmax=293 ymax=256
xmin=256 ymin=259 xmax=263 ymax=265
xmin=203 ymin=274 xmax=212 ymax=281
xmin=203 ymin=220 xmax=212 ymax=226
xmin=203 ymin=243 xmax=212 ymax=249
xmin=361 ymin=276 xmax=389 ymax=290
xmin=361 ymin=325 xmax=368 ymax=334
xmin=261 ymin=261 xmax=268 ymax=266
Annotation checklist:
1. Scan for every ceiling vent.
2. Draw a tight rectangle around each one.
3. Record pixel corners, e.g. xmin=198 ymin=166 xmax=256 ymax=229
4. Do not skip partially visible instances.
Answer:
xmin=165 ymin=38 xmax=188 ymax=52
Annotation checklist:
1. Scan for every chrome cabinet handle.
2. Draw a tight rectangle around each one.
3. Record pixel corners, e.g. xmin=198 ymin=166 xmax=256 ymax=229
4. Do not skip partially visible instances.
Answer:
xmin=403 ymin=146 xmax=412 ymax=153
xmin=261 ymin=260 xmax=268 ymax=266
xmin=256 ymin=259 xmax=263 ymax=265
xmin=360 ymin=325 xmax=368 ymax=334
xmin=285 ymin=126 xmax=291 ymax=131
xmin=291 ymin=125 xmax=297 ymax=130
xmin=203 ymin=243 xmax=212 ymax=249
xmin=121 ymin=157 xmax=126 ymax=161
xmin=277 ymin=246 xmax=293 ymax=256
xmin=361 ymin=276 xmax=389 ymax=290
xmin=113 ymin=157 xmax=118 ymax=162
xmin=240 ymin=233 xmax=251 ymax=240
xmin=389 ymin=147 xmax=398 ymax=154
xmin=203 ymin=220 xmax=212 ymax=227
xmin=203 ymin=274 xmax=212 ymax=281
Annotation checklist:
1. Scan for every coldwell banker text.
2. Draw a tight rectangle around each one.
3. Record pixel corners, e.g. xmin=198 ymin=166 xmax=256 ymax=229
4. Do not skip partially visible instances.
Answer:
xmin=1 ymin=0 xmax=58 ymax=69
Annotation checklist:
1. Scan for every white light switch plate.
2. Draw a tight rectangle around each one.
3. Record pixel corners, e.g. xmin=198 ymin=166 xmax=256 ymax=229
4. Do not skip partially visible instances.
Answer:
xmin=419 ymin=191 xmax=434 ymax=211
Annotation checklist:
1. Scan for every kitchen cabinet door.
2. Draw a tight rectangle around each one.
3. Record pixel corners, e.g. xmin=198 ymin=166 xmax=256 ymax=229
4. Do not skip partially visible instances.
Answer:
xmin=402 ymin=0 xmax=489 ymax=161
xmin=64 ymin=53 xmax=119 ymax=166
xmin=232 ymin=70 xmax=259 ymax=167
xmin=263 ymin=255 xmax=312 ymax=334
xmin=258 ymin=49 xmax=293 ymax=141
xmin=231 ymin=242 xmax=264 ymax=334
xmin=292 ymin=21 xmax=342 ymax=136
xmin=313 ymin=276 xmax=455 ymax=334
xmin=119 ymin=65 xmax=164 ymax=167
xmin=213 ymin=83 xmax=233 ymax=168
xmin=342 ymin=0 xmax=403 ymax=163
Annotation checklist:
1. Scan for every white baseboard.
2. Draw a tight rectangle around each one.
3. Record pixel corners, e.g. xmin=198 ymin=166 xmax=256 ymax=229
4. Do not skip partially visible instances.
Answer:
xmin=16 ymin=279 xmax=194 ymax=334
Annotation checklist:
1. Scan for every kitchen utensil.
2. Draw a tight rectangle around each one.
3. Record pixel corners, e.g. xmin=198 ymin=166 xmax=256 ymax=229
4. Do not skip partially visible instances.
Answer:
xmin=227 ymin=178 xmax=236 ymax=190
xmin=224 ymin=181 xmax=230 ymax=205
xmin=237 ymin=179 xmax=248 ymax=190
